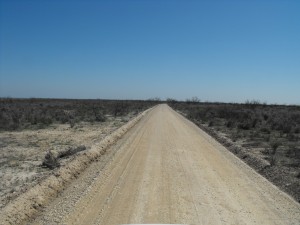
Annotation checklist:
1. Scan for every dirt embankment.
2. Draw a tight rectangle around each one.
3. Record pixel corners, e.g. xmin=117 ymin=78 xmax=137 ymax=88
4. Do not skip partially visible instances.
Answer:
xmin=0 ymin=108 xmax=153 ymax=225
xmin=0 ymin=115 xmax=133 ymax=209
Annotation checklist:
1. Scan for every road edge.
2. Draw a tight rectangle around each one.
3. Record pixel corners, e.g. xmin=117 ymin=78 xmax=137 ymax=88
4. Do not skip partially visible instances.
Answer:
xmin=171 ymin=106 xmax=300 ymax=207
xmin=0 ymin=107 xmax=155 ymax=225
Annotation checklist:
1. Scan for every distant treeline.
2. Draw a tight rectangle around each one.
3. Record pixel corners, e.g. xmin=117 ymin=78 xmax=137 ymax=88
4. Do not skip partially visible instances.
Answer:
xmin=0 ymin=98 xmax=158 ymax=131
xmin=168 ymin=100 xmax=300 ymax=135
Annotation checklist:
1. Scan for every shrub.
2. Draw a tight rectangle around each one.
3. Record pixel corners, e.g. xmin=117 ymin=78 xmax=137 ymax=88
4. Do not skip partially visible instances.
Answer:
xmin=270 ymin=140 xmax=281 ymax=155
xmin=42 ymin=151 xmax=60 ymax=169
xmin=269 ymin=141 xmax=281 ymax=166
xmin=238 ymin=121 xmax=251 ymax=130
xmin=260 ymin=127 xmax=271 ymax=134
xmin=226 ymin=120 xmax=234 ymax=128
xmin=0 ymin=98 xmax=156 ymax=131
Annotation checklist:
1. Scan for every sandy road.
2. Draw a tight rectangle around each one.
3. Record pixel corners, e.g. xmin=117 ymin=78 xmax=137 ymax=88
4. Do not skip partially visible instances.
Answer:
xmin=33 ymin=104 xmax=300 ymax=225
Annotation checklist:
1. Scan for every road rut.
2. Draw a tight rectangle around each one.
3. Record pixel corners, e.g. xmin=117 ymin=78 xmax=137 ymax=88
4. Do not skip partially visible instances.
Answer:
xmin=33 ymin=104 xmax=300 ymax=225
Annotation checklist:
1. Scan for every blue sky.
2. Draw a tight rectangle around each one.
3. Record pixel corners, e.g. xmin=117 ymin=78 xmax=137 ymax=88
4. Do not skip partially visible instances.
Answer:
xmin=0 ymin=0 xmax=299 ymax=104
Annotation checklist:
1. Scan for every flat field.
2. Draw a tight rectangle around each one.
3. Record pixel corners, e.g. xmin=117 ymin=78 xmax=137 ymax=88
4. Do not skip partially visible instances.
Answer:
xmin=1 ymin=100 xmax=299 ymax=225
xmin=0 ymin=98 xmax=156 ymax=208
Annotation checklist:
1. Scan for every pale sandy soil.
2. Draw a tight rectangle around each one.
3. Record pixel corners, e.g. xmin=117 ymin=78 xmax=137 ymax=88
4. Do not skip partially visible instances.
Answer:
xmin=0 ymin=114 xmax=133 ymax=209
xmin=30 ymin=105 xmax=300 ymax=225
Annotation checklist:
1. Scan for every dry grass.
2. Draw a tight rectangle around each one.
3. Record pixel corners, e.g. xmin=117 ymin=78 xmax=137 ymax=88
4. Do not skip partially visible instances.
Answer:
xmin=0 ymin=114 xmax=134 ymax=209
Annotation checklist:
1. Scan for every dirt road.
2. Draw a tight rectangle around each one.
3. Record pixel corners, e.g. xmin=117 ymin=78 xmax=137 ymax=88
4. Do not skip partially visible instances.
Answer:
xmin=33 ymin=104 xmax=300 ymax=225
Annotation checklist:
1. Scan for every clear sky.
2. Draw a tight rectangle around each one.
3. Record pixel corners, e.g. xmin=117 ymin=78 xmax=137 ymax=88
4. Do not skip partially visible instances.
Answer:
xmin=0 ymin=0 xmax=299 ymax=104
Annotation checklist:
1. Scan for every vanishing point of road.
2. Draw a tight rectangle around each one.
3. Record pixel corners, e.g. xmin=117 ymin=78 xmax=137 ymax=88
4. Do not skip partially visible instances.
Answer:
xmin=33 ymin=104 xmax=300 ymax=225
